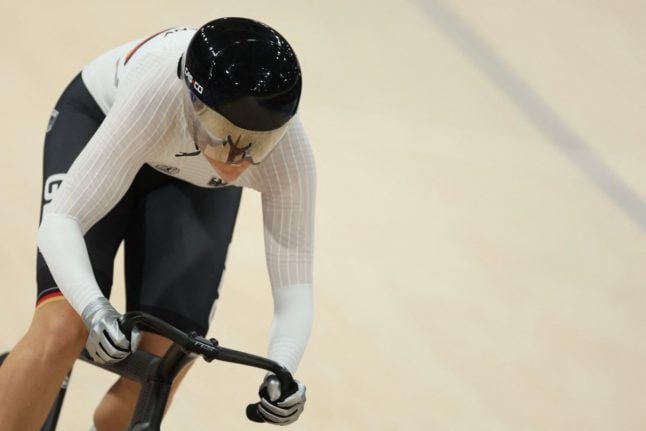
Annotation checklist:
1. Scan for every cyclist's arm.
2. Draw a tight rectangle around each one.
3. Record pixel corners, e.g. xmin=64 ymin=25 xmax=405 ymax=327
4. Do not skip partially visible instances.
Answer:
xmin=253 ymin=117 xmax=316 ymax=373
xmin=37 ymin=54 xmax=176 ymax=317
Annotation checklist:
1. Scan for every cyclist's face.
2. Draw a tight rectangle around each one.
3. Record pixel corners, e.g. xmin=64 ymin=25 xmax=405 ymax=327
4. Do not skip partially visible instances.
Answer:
xmin=204 ymin=155 xmax=251 ymax=182
xmin=189 ymin=92 xmax=287 ymax=165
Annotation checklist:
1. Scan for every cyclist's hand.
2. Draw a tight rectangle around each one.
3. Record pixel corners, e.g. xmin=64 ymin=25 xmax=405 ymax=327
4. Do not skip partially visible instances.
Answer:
xmin=257 ymin=374 xmax=306 ymax=425
xmin=81 ymin=297 xmax=140 ymax=364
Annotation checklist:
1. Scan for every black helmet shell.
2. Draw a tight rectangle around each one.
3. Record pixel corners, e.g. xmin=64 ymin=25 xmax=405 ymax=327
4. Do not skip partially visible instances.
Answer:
xmin=184 ymin=17 xmax=302 ymax=131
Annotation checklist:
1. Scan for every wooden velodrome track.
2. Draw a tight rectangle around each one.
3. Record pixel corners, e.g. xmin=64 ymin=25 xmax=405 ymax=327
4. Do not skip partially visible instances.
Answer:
xmin=1 ymin=1 xmax=645 ymax=429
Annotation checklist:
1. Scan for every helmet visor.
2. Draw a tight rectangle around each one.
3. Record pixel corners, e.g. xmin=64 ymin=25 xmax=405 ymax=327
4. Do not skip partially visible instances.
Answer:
xmin=191 ymin=94 xmax=288 ymax=164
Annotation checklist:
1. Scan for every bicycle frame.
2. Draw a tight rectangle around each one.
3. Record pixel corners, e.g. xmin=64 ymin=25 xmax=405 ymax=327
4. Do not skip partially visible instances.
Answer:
xmin=29 ymin=311 xmax=295 ymax=431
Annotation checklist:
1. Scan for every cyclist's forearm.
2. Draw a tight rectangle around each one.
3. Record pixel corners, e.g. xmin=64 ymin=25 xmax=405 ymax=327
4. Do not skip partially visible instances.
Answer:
xmin=267 ymin=283 xmax=313 ymax=373
xmin=37 ymin=212 xmax=104 ymax=316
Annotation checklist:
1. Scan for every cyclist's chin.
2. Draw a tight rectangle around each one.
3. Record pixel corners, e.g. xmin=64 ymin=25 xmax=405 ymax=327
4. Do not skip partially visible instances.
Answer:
xmin=205 ymin=157 xmax=251 ymax=182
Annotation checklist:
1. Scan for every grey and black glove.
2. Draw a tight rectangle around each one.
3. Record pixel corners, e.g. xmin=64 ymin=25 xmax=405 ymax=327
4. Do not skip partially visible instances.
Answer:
xmin=257 ymin=374 xmax=306 ymax=425
xmin=81 ymin=297 xmax=140 ymax=364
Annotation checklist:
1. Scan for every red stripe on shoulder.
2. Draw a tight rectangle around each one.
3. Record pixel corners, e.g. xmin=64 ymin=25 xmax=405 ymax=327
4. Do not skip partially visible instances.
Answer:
xmin=124 ymin=29 xmax=170 ymax=65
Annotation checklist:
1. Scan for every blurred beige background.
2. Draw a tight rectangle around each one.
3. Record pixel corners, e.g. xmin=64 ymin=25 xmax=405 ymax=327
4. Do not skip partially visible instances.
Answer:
xmin=1 ymin=0 xmax=645 ymax=430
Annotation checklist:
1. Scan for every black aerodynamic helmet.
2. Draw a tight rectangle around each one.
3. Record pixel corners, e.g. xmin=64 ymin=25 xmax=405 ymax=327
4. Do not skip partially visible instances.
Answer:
xmin=183 ymin=17 xmax=302 ymax=131
xmin=182 ymin=17 xmax=302 ymax=164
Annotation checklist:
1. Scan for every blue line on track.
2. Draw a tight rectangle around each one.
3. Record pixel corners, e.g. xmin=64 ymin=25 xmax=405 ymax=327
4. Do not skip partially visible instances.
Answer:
xmin=418 ymin=0 xmax=646 ymax=232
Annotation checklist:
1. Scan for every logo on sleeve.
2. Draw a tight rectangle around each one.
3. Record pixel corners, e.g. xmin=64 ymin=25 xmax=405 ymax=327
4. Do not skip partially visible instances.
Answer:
xmin=43 ymin=173 xmax=66 ymax=205
xmin=46 ymin=109 xmax=59 ymax=133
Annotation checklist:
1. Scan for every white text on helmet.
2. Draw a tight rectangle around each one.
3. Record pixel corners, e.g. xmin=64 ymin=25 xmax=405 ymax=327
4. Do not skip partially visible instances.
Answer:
xmin=185 ymin=67 xmax=204 ymax=94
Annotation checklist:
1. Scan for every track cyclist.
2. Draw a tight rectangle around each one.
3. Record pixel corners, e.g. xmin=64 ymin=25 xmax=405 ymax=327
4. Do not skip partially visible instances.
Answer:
xmin=0 ymin=17 xmax=314 ymax=431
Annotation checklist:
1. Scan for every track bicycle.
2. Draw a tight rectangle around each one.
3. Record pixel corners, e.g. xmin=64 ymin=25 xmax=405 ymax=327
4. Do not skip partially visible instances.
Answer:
xmin=0 ymin=311 xmax=296 ymax=430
